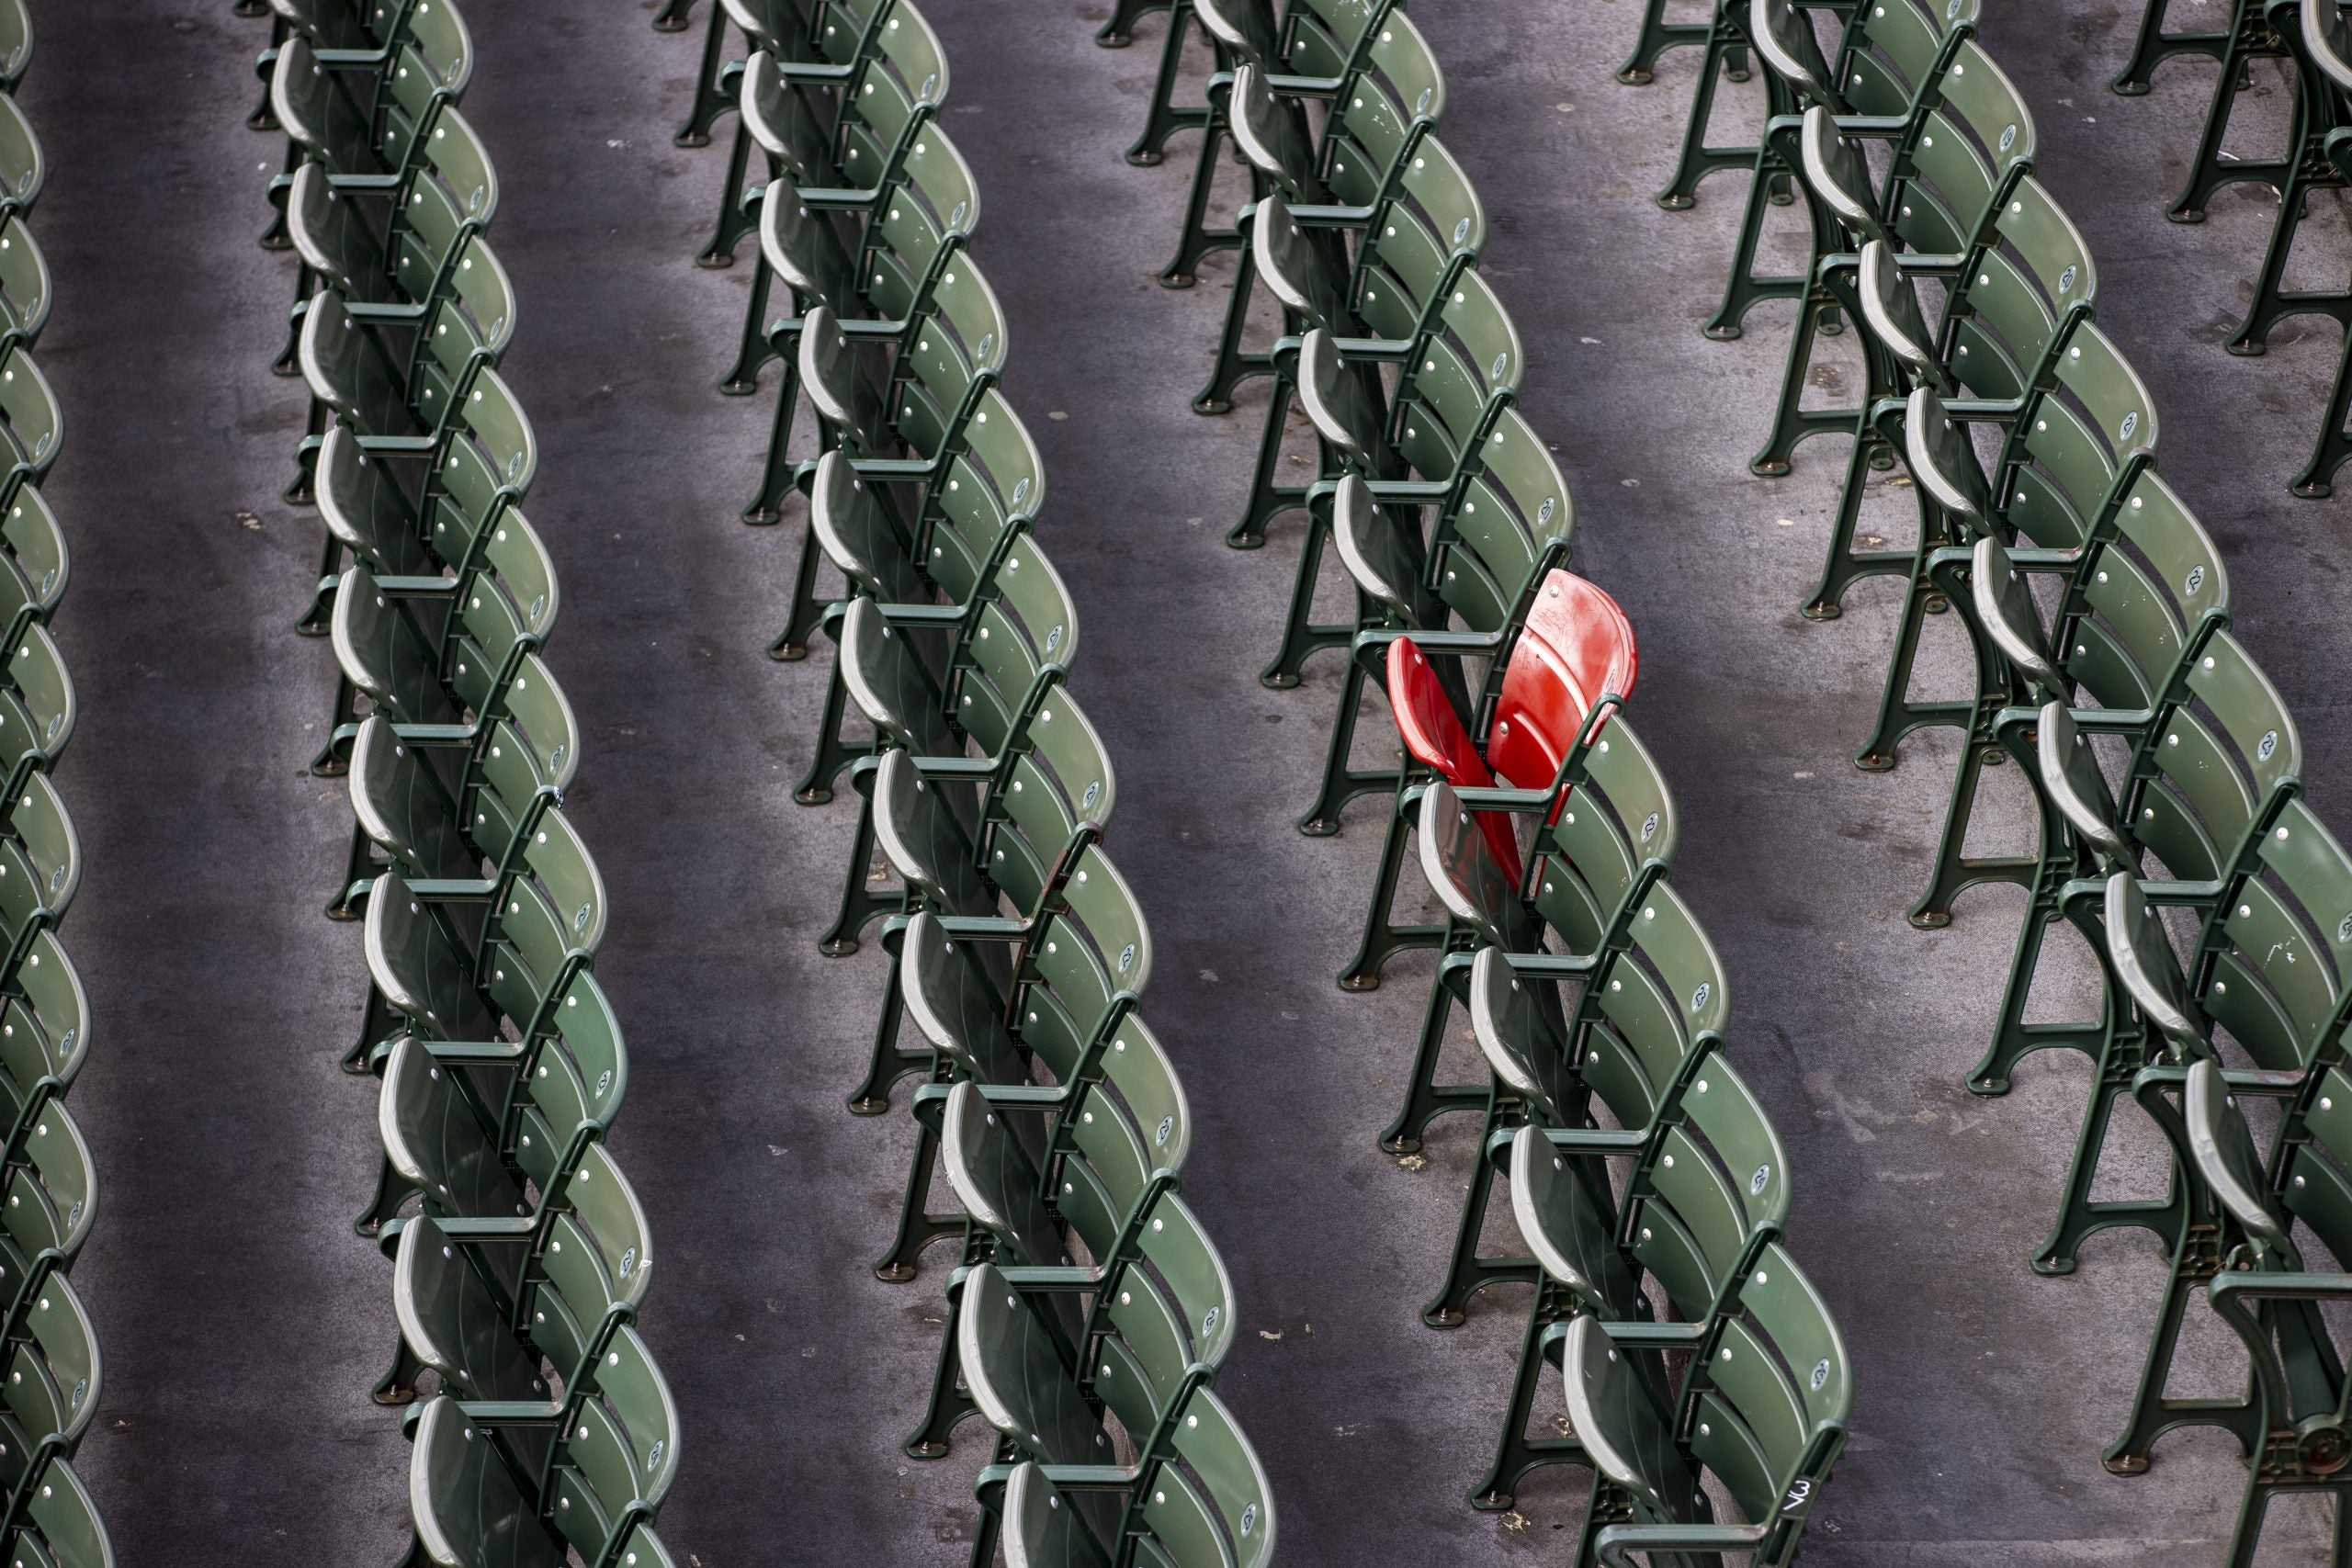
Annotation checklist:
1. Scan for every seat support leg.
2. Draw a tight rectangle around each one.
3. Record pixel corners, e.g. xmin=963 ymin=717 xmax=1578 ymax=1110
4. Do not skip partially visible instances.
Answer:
xmin=1339 ymin=781 xmax=1443 ymax=991
xmin=1471 ymin=1283 xmax=1587 ymax=1510
xmin=673 ymin=4 xmax=734 ymax=147
xmin=1380 ymin=945 xmax=1487 ymax=1154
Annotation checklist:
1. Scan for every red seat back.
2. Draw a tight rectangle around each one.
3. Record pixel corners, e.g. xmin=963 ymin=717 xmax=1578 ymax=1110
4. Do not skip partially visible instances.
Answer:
xmin=1385 ymin=570 xmax=1638 ymax=886
xmin=1489 ymin=570 xmax=1639 ymax=789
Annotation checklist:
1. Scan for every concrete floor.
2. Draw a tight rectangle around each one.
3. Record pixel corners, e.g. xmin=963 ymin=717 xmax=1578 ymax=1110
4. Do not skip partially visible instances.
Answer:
xmin=21 ymin=0 xmax=2352 ymax=1562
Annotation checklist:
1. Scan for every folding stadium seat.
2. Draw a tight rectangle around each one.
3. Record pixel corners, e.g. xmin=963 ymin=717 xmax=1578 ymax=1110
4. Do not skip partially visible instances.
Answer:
xmin=0 ymin=930 xmax=85 ymax=1169
xmin=695 ymin=0 xmax=945 ymax=274
xmin=1846 ymin=322 xmax=2153 ymax=780
xmin=334 ymin=645 xmax=573 ymax=924
xmin=2088 ymin=800 xmax=2352 ymax=1479
xmin=0 ymin=220 xmax=47 ymax=359
xmin=1891 ymin=382 xmax=2185 ymax=925
xmin=669 ymin=0 xmax=856 ymax=152
xmin=0 ymin=486 xmax=62 ymax=656
xmin=246 ymin=0 xmax=429 ymax=130
xmin=996 ymin=1429 xmax=1273 ymax=1568
xmin=1387 ymin=719 xmax=1679 ymax=1163
xmin=741 ymin=166 xmax=999 ymax=546
xmin=823 ymin=585 xmax=1100 ymax=957
xmin=1126 ymin=0 xmax=1406 ymax=187
xmin=0 ymin=1275 xmax=97 ymax=1515
xmin=290 ymin=235 xmax=514 ymax=507
xmin=872 ymin=841 xmax=1149 ymax=1284
xmin=1905 ymin=464 xmax=2224 ymax=1073
xmin=1708 ymin=0 xmax=1977 ymax=344
xmin=365 ymin=975 xmax=626 ymax=1266
xmin=1997 ymin=630 xmax=2300 ymax=1276
xmin=0 ymin=1451 xmax=108 ymax=1568
xmin=1346 ymin=568 xmax=1636 ymax=994
xmin=0 ymin=1 xmax=28 ymax=96
xmin=0 ymin=775 xmax=77 ymax=988
xmin=1238 ymin=241 xmax=1521 ymax=682
xmin=387 ymin=1136 xmax=647 ymax=1406
xmin=805 ymin=481 xmax=1073 ymax=863
xmin=315 ymin=455 xmax=554 ymax=798
xmin=325 ymin=539 xmax=558 ymax=796
xmin=1749 ymin=95 xmax=2041 ymax=512
xmin=712 ymin=19 xmax=960 ymax=413
xmin=907 ymin=1015 xmax=1188 ymax=1459
xmin=353 ymin=800 xmax=605 ymax=1076
xmin=955 ymin=1190 xmax=1238 ymax=1565
xmin=1194 ymin=128 xmax=1481 ymax=432
xmin=0 ymin=349 xmax=60 ymax=520
xmin=1312 ymin=457 xmax=1557 ymax=813
xmin=1751 ymin=42 xmax=2041 ymax=490
xmin=1159 ymin=6 xmax=1441 ymax=292
xmin=0 ymin=1100 xmax=93 ymax=1348
xmin=1797 ymin=180 xmax=2094 ymax=626
xmin=1561 ymin=1243 xmax=1847 ymax=1566
xmin=1310 ymin=416 xmax=1572 ymax=829
xmin=770 ymin=269 xmax=1019 ymax=666
xmin=0 ymin=96 xmax=40 ymax=228
xmin=1472 ymin=1041 xmax=1783 ymax=1513
xmin=273 ymin=85 xmax=497 ymax=377
xmin=722 ymin=113 xmax=977 ymax=426
xmin=406 ymin=1348 xmax=677 ymax=1568
xmin=262 ymin=0 xmax=472 ymax=268
xmin=0 ymin=624 xmax=73 ymax=808
xmin=2132 ymin=1055 xmax=2352 ymax=1562
xmin=1426 ymin=834 xmax=1718 ymax=1330
xmin=299 ymin=364 xmax=535 ymax=641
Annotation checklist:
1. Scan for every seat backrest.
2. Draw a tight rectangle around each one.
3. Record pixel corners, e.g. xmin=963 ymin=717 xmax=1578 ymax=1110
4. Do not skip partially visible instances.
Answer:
xmin=2196 ymin=796 xmax=2352 ymax=1075
xmin=0 ymin=927 xmax=85 ymax=1151
xmin=1487 ymin=570 xmax=1637 ymax=789
xmin=2125 ymin=628 xmax=2298 ymax=886
xmin=1526 ymin=714 xmax=1677 ymax=953
xmin=0 ymin=91 xmax=41 ymax=214
xmin=1317 ymin=8 xmax=1443 ymax=209
xmin=1586 ymin=879 xmax=1731 ymax=1082
xmin=1997 ymin=317 xmax=2151 ymax=548
xmin=1017 ymin=842 xmax=1152 ymax=1080
xmin=547 ymin=1328 xmax=678 ymax=1562
xmin=0 ymin=771 xmax=77 ymax=949
xmin=0 ymin=215 xmax=46 ymax=349
xmin=9 ymin=1452 xmax=109 ymax=1568
xmin=1132 ymin=1385 xmax=1274 ymax=1568
xmin=1942 ymin=176 xmax=2093 ymax=406
xmin=894 ymin=251 xmax=1011 ymax=450
xmin=0 ymin=345 xmax=58 ymax=491
xmin=1684 ymin=1242 xmax=1850 ymax=1552
xmin=2 ymin=1270 xmax=98 ymax=1469
xmin=2055 ymin=467 xmax=2224 ymax=717
xmin=1391 ymin=267 xmax=1523 ymax=486
xmin=985 ymin=682 xmax=1116 ymax=916
xmin=831 ymin=0 xmax=950 ymax=192
xmin=1838 ymin=0 xmax=1981 ymax=117
xmin=409 ymin=1395 xmax=549 ymax=1568
xmin=1 ymin=1096 xmax=92 ymax=1288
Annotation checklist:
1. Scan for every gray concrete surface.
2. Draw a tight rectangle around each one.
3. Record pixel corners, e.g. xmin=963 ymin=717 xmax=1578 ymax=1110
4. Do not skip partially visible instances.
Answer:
xmin=20 ymin=0 xmax=2352 ymax=1562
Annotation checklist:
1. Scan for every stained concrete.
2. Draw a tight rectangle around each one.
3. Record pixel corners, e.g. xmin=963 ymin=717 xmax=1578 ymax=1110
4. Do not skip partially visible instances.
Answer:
xmin=20 ymin=0 xmax=2352 ymax=1562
